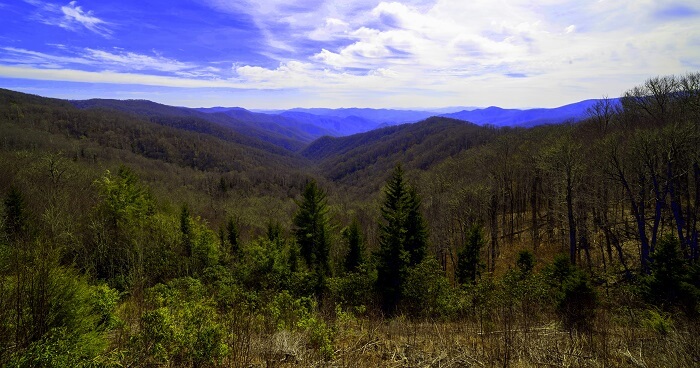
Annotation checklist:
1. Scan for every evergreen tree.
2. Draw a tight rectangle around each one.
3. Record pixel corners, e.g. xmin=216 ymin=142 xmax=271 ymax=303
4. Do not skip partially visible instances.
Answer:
xmin=457 ymin=224 xmax=485 ymax=285
xmin=404 ymin=187 xmax=428 ymax=267
xmin=267 ymin=219 xmax=283 ymax=244
xmin=226 ymin=216 xmax=240 ymax=257
xmin=180 ymin=204 xmax=193 ymax=257
xmin=3 ymin=185 xmax=28 ymax=242
xmin=376 ymin=164 xmax=428 ymax=314
xmin=293 ymin=180 xmax=331 ymax=277
xmin=343 ymin=217 xmax=365 ymax=273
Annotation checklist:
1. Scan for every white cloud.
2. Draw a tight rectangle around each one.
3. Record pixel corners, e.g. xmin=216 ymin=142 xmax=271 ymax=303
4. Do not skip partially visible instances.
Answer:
xmin=25 ymin=0 xmax=112 ymax=37
xmin=0 ymin=47 xmax=225 ymax=79
xmin=6 ymin=0 xmax=700 ymax=108
xmin=0 ymin=65 xmax=238 ymax=88
xmin=84 ymin=49 xmax=195 ymax=72
xmin=59 ymin=1 xmax=111 ymax=36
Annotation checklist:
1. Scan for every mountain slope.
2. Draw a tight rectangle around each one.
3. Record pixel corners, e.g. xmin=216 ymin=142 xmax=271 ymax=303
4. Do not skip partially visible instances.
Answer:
xmin=195 ymin=106 xmax=334 ymax=142
xmin=277 ymin=111 xmax=380 ymax=136
xmin=3 ymin=89 xmax=310 ymax=176
xmin=72 ymin=99 xmax=309 ymax=151
xmin=302 ymin=117 xmax=498 ymax=191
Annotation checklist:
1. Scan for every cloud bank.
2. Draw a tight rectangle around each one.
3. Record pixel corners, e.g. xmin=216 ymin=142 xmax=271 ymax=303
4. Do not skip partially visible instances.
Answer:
xmin=2 ymin=0 xmax=699 ymax=108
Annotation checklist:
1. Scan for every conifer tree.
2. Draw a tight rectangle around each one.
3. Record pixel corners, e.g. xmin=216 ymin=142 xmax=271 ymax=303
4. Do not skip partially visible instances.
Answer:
xmin=376 ymin=164 xmax=428 ymax=314
xmin=404 ymin=187 xmax=428 ymax=267
xmin=293 ymin=180 xmax=331 ymax=277
xmin=3 ymin=185 xmax=28 ymax=242
xmin=226 ymin=216 xmax=240 ymax=257
xmin=343 ymin=217 xmax=365 ymax=273
xmin=457 ymin=224 xmax=485 ymax=285
xmin=180 ymin=204 xmax=193 ymax=257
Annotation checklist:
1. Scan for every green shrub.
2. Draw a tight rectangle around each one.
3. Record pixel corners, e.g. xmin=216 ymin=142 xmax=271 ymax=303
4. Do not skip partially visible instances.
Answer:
xmin=641 ymin=235 xmax=699 ymax=314
xmin=641 ymin=309 xmax=674 ymax=335
xmin=402 ymin=257 xmax=456 ymax=318
xmin=129 ymin=278 xmax=228 ymax=367
xmin=545 ymin=255 xmax=597 ymax=332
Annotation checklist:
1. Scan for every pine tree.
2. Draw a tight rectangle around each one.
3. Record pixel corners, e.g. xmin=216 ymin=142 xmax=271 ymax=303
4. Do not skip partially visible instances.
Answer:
xmin=226 ymin=216 xmax=240 ymax=257
xmin=3 ymin=185 xmax=28 ymax=242
xmin=457 ymin=224 xmax=485 ymax=285
xmin=293 ymin=180 xmax=331 ymax=277
xmin=180 ymin=204 xmax=192 ymax=257
xmin=343 ymin=217 xmax=365 ymax=273
xmin=404 ymin=187 xmax=427 ymax=267
xmin=376 ymin=164 xmax=428 ymax=314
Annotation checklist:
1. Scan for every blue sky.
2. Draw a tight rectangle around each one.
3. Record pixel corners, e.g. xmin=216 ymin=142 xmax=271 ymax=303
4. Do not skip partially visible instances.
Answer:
xmin=1 ymin=0 xmax=699 ymax=109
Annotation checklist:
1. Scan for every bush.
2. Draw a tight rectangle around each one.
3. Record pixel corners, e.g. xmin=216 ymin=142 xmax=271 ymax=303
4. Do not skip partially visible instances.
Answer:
xmin=641 ymin=235 xmax=700 ymax=314
xmin=327 ymin=264 xmax=376 ymax=309
xmin=402 ymin=257 xmax=456 ymax=318
xmin=129 ymin=277 xmax=228 ymax=367
xmin=545 ymin=255 xmax=597 ymax=332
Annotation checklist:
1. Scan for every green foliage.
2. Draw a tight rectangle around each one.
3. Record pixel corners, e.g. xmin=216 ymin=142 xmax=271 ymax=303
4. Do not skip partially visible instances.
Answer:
xmin=96 ymin=166 xmax=153 ymax=228
xmin=404 ymin=187 xmax=428 ymax=267
xmin=90 ymin=167 xmax=155 ymax=286
xmin=641 ymin=309 xmax=674 ymax=335
xmin=342 ymin=217 xmax=365 ymax=273
xmin=226 ymin=216 xmax=240 ymax=258
xmin=2 ymin=267 xmax=116 ymax=367
xmin=299 ymin=315 xmax=335 ymax=361
xmin=3 ymin=185 xmax=28 ymax=242
xmin=545 ymin=255 xmax=597 ymax=332
xmin=181 ymin=204 xmax=193 ymax=257
xmin=3 ymin=75 xmax=700 ymax=365
xmin=327 ymin=264 xmax=377 ymax=309
xmin=264 ymin=291 xmax=336 ymax=360
xmin=457 ymin=224 xmax=485 ymax=285
xmin=293 ymin=180 xmax=331 ymax=282
xmin=641 ymin=235 xmax=700 ymax=314
xmin=402 ymin=257 xmax=456 ymax=318
xmin=130 ymin=277 xmax=228 ymax=367
xmin=516 ymin=250 xmax=535 ymax=276
xmin=376 ymin=164 xmax=428 ymax=315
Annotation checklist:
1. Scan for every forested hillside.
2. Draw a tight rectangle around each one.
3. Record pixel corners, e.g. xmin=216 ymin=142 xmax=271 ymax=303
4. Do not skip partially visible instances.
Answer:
xmin=72 ymin=99 xmax=313 ymax=151
xmin=1 ymin=73 xmax=699 ymax=367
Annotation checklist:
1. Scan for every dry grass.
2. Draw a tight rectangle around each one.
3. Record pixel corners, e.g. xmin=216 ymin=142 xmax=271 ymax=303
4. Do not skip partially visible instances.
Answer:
xmin=233 ymin=310 xmax=699 ymax=368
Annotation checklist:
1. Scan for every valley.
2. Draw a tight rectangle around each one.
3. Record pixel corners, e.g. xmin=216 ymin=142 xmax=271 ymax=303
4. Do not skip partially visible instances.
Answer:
xmin=0 ymin=73 xmax=699 ymax=367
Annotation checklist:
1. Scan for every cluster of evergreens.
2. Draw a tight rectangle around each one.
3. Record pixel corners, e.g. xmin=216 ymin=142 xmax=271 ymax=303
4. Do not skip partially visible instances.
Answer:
xmin=1 ymin=73 xmax=699 ymax=366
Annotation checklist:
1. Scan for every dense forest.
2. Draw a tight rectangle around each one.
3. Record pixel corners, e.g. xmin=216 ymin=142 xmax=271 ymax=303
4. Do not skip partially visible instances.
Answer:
xmin=1 ymin=73 xmax=699 ymax=367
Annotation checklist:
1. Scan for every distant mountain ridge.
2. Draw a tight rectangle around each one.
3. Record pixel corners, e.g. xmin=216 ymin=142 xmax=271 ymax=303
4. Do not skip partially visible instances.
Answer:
xmin=440 ymin=99 xmax=620 ymax=127
xmin=65 ymin=95 xmax=617 ymax=153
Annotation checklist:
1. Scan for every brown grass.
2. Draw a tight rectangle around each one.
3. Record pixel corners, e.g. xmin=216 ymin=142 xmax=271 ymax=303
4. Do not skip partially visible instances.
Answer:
xmin=232 ymin=309 xmax=699 ymax=368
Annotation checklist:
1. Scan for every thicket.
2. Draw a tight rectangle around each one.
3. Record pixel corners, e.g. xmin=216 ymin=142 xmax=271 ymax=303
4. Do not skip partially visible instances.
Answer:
xmin=1 ymin=74 xmax=700 ymax=366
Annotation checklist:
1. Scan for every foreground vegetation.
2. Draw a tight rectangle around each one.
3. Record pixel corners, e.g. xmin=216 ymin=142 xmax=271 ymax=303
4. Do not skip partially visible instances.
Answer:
xmin=1 ymin=73 xmax=699 ymax=367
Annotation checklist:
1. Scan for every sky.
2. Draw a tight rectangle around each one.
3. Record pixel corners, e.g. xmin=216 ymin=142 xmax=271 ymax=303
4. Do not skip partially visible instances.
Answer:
xmin=0 ymin=0 xmax=699 ymax=109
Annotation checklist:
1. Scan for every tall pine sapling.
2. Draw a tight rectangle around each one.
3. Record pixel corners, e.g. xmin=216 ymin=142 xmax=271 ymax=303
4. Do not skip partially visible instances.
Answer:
xmin=457 ymin=224 xmax=485 ymax=285
xmin=376 ymin=164 xmax=428 ymax=314
xmin=293 ymin=180 xmax=331 ymax=293
xmin=343 ymin=217 xmax=365 ymax=273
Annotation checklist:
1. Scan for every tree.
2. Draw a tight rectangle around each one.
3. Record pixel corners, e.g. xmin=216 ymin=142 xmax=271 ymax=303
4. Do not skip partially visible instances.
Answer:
xmin=293 ymin=180 xmax=331 ymax=291
xmin=376 ymin=164 xmax=428 ymax=314
xmin=404 ymin=187 xmax=428 ymax=266
xmin=342 ymin=217 xmax=365 ymax=273
xmin=226 ymin=216 xmax=240 ymax=257
xmin=642 ymin=235 xmax=699 ymax=313
xmin=3 ymin=185 xmax=28 ymax=242
xmin=457 ymin=224 xmax=485 ymax=285
xmin=180 ymin=204 xmax=193 ymax=258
